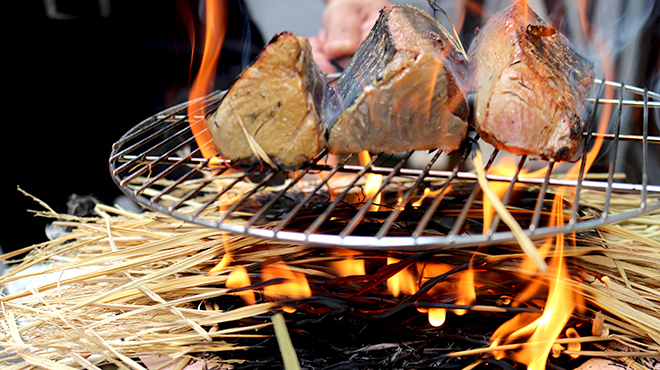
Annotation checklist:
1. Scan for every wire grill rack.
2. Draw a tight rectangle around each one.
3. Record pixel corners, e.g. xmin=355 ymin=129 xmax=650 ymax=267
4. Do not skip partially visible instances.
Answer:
xmin=109 ymin=79 xmax=660 ymax=250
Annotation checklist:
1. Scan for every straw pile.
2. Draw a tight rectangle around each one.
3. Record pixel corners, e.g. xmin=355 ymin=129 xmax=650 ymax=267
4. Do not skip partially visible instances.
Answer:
xmin=1 ymin=187 xmax=660 ymax=370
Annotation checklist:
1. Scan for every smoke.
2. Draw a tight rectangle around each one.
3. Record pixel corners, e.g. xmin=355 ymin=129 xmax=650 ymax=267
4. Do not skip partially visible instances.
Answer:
xmin=569 ymin=0 xmax=657 ymax=81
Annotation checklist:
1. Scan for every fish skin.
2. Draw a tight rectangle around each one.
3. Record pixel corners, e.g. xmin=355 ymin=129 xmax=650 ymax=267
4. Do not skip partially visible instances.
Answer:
xmin=207 ymin=31 xmax=327 ymax=167
xmin=326 ymin=5 xmax=469 ymax=155
xmin=468 ymin=0 xmax=595 ymax=161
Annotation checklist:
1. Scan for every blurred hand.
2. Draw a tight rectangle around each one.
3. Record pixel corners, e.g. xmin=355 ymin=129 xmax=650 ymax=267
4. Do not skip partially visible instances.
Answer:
xmin=310 ymin=0 xmax=391 ymax=73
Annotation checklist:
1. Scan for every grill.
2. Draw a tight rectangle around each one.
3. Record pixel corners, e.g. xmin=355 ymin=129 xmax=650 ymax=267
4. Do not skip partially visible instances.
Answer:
xmin=109 ymin=79 xmax=660 ymax=250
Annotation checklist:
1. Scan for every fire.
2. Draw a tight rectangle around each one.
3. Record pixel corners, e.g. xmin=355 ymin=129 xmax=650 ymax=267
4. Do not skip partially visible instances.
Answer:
xmin=359 ymin=151 xmax=382 ymax=212
xmin=330 ymin=249 xmax=366 ymax=277
xmin=386 ymin=260 xmax=478 ymax=327
xmin=489 ymin=184 xmax=577 ymax=370
xmin=565 ymin=327 xmax=581 ymax=358
xmin=386 ymin=257 xmax=417 ymax=297
xmin=428 ymin=308 xmax=447 ymax=327
xmin=454 ymin=267 xmax=476 ymax=316
xmin=413 ymin=186 xmax=450 ymax=208
xmin=226 ymin=265 xmax=256 ymax=305
xmin=187 ymin=0 xmax=229 ymax=159
xmin=262 ymin=260 xmax=312 ymax=313
xmin=208 ymin=252 xmax=233 ymax=275
xmin=483 ymin=156 xmax=518 ymax=233
xmin=417 ymin=262 xmax=451 ymax=325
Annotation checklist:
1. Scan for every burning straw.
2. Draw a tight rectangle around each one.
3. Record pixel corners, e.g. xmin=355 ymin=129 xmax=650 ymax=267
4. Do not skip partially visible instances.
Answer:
xmin=1 ymin=187 xmax=660 ymax=369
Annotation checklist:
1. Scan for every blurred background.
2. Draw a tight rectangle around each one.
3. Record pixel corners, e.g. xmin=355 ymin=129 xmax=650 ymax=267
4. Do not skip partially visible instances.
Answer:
xmin=4 ymin=0 xmax=659 ymax=255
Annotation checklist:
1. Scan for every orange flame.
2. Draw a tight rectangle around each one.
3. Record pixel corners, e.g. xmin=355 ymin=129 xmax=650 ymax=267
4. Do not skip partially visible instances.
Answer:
xmin=330 ymin=249 xmax=366 ymax=277
xmin=187 ymin=0 xmax=229 ymax=159
xmin=208 ymin=251 xmax=233 ymax=275
xmin=428 ymin=308 xmax=447 ymax=327
xmin=359 ymin=151 xmax=382 ymax=212
xmin=454 ymin=267 xmax=476 ymax=316
xmin=413 ymin=186 xmax=450 ymax=208
xmin=262 ymin=260 xmax=312 ymax=312
xmin=490 ymin=185 xmax=576 ymax=370
xmin=565 ymin=327 xmax=581 ymax=359
xmin=226 ymin=265 xmax=256 ymax=305
xmin=484 ymin=1 xmax=617 ymax=361
xmin=386 ymin=257 xmax=418 ymax=297
xmin=489 ymin=4 xmax=619 ymax=363
xmin=483 ymin=157 xmax=518 ymax=233
xmin=418 ymin=262 xmax=455 ymax=326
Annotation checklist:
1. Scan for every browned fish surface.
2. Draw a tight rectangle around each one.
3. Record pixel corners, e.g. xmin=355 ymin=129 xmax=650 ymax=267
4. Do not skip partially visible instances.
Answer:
xmin=326 ymin=5 xmax=469 ymax=155
xmin=468 ymin=0 xmax=595 ymax=161
xmin=207 ymin=31 xmax=327 ymax=167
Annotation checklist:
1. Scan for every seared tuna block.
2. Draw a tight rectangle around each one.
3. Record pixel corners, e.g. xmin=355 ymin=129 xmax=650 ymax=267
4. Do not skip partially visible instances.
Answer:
xmin=207 ymin=31 xmax=327 ymax=167
xmin=326 ymin=5 xmax=469 ymax=155
xmin=468 ymin=0 xmax=595 ymax=161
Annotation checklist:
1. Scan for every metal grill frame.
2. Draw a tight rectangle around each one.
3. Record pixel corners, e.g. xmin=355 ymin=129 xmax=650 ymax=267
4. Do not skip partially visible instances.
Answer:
xmin=109 ymin=79 xmax=660 ymax=251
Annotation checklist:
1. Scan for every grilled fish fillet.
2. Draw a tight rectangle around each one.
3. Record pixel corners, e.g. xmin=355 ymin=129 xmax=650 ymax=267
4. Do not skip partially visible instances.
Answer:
xmin=468 ymin=0 xmax=595 ymax=161
xmin=326 ymin=5 xmax=469 ymax=155
xmin=207 ymin=31 xmax=327 ymax=167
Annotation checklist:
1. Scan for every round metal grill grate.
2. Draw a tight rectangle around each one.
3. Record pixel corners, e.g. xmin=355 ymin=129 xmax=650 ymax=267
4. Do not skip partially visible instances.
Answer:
xmin=109 ymin=79 xmax=660 ymax=250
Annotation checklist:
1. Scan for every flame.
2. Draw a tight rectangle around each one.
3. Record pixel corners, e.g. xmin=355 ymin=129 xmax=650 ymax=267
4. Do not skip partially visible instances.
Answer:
xmin=428 ymin=308 xmax=447 ymax=327
xmin=454 ymin=267 xmax=476 ymax=316
xmin=386 ymin=258 xmax=418 ymax=297
xmin=413 ymin=186 xmax=450 ymax=208
xmin=208 ymin=251 xmax=233 ymax=275
xmin=565 ymin=327 xmax=581 ymax=359
xmin=418 ymin=262 xmax=454 ymax=326
xmin=330 ymin=249 xmax=366 ymax=277
xmin=489 ymin=186 xmax=576 ymax=370
xmin=187 ymin=0 xmax=229 ymax=159
xmin=551 ymin=343 xmax=565 ymax=358
xmin=483 ymin=157 xmax=518 ymax=233
xmin=359 ymin=151 xmax=382 ymax=212
xmin=226 ymin=265 xmax=256 ymax=305
xmin=262 ymin=260 xmax=312 ymax=303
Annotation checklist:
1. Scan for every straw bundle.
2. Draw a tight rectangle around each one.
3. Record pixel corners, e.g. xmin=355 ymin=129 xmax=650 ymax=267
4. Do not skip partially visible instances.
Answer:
xmin=1 ymin=187 xmax=659 ymax=370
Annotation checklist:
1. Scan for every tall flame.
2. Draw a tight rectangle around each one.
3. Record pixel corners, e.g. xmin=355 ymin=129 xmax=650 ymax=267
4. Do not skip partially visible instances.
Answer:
xmin=187 ymin=0 xmax=229 ymax=159
xmin=489 ymin=183 xmax=577 ymax=370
